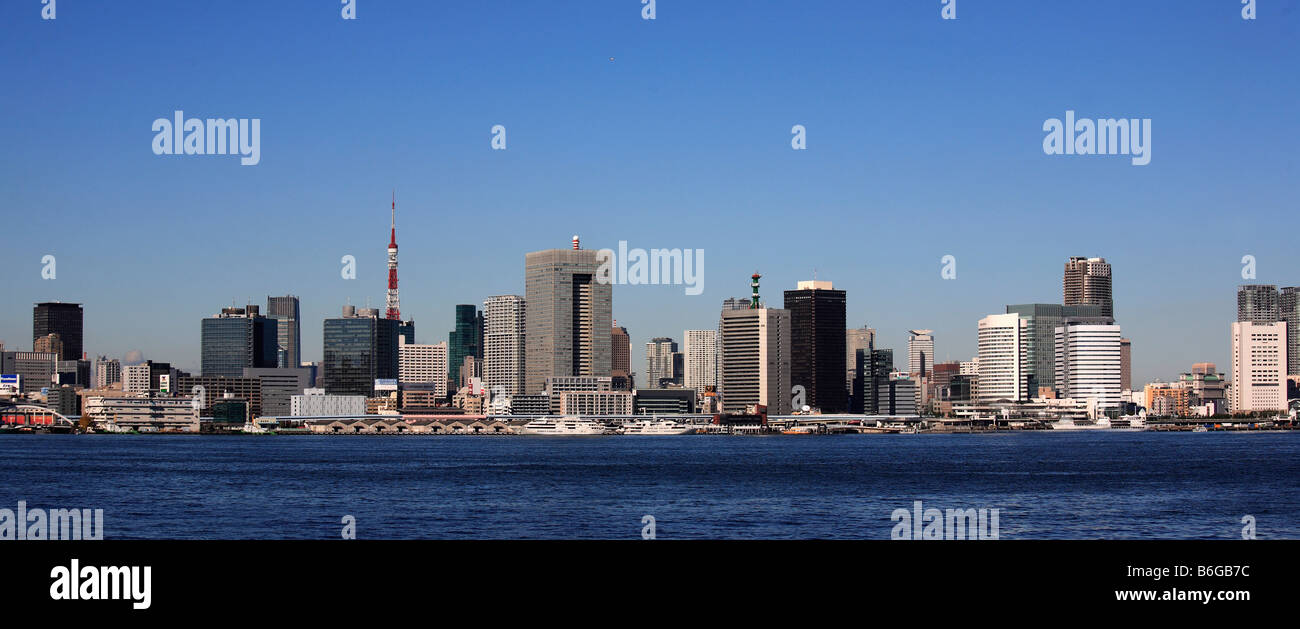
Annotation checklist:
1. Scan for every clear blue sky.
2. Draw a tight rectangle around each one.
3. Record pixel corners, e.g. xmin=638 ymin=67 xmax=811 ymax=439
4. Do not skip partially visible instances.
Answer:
xmin=3 ymin=1 xmax=1297 ymax=386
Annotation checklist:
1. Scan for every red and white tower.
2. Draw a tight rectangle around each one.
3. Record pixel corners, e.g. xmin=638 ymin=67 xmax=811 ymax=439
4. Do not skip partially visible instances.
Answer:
xmin=385 ymin=191 xmax=400 ymax=320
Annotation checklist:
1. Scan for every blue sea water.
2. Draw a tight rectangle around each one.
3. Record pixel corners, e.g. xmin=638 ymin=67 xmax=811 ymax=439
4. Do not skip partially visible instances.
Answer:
xmin=1 ymin=431 xmax=1296 ymax=539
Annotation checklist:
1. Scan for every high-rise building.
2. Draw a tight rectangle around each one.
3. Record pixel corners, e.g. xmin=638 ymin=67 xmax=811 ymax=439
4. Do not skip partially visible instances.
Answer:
xmin=1005 ymin=304 xmax=1110 ymax=393
xmin=977 ymin=313 xmax=1030 ymax=402
xmin=1063 ymin=257 xmax=1113 ymax=319
xmin=1231 ymin=321 xmax=1287 ymax=413
xmin=719 ymin=299 xmax=791 ymax=414
xmin=611 ymin=324 xmax=631 ymax=390
xmin=1237 ymin=284 xmax=1279 ymax=323
xmin=398 ymin=337 xmax=448 ymax=398
xmin=646 ymin=337 xmax=678 ymax=388
xmin=483 ymin=295 xmax=526 ymax=397
xmin=1280 ymin=287 xmax=1299 ymax=376
xmin=122 ymin=363 xmax=151 ymax=394
xmin=242 ymin=367 xmax=314 ymax=417
xmin=1120 ymin=338 xmax=1132 ymax=391
xmin=448 ymin=304 xmax=482 ymax=385
xmin=851 ymin=346 xmax=894 ymax=414
xmin=266 ymin=295 xmax=302 ymax=369
xmin=1055 ymin=321 xmax=1123 ymax=414
xmin=907 ymin=329 xmax=935 ymax=378
xmin=523 ymin=238 xmax=612 ymax=394
xmin=684 ymin=329 xmax=717 ymax=391
xmin=784 ymin=280 xmax=847 ymax=413
xmin=322 ymin=305 xmax=401 ymax=397
xmin=94 ymin=356 xmax=121 ymax=388
xmin=0 ymin=351 xmax=56 ymax=393
xmin=32 ymin=302 xmax=82 ymax=361
xmin=201 ymin=305 xmax=278 ymax=378
xmin=33 ymin=333 xmax=63 ymax=358
xmin=846 ymin=325 xmax=875 ymax=391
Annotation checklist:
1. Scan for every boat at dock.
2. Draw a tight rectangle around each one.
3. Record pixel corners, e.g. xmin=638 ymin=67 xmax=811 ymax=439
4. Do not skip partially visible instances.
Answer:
xmin=619 ymin=420 xmax=696 ymax=435
xmin=518 ymin=416 xmax=609 ymax=436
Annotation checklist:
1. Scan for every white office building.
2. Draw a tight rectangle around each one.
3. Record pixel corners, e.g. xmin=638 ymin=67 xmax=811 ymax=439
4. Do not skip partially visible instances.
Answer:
xmin=1055 ymin=322 xmax=1123 ymax=414
xmin=977 ymin=314 xmax=1029 ymax=402
xmin=291 ymin=388 xmax=367 ymax=416
xmin=908 ymin=329 xmax=935 ymax=376
xmin=122 ymin=363 xmax=151 ymax=394
xmin=1231 ymin=321 xmax=1288 ymax=413
xmin=683 ymin=329 xmax=717 ymax=391
xmin=483 ymin=295 xmax=526 ymax=396
xmin=398 ymin=337 xmax=448 ymax=397
xmin=720 ymin=307 xmax=792 ymax=414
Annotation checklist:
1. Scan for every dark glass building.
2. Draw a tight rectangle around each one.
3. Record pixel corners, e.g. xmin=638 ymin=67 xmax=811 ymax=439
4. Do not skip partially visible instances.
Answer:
xmin=851 ymin=347 xmax=894 ymax=414
xmin=200 ymin=306 xmax=278 ymax=378
xmin=784 ymin=281 xmax=847 ymax=413
xmin=448 ymin=304 xmax=481 ymax=385
xmin=33 ymin=302 xmax=83 ymax=361
xmin=323 ymin=309 xmax=401 ymax=397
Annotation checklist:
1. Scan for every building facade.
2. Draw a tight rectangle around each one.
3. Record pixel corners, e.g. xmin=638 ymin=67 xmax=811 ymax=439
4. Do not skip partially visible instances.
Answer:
xmin=784 ymin=280 xmax=847 ymax=413
xmin=266 ymin=295 xmax=302 ymax=369
xmin=1281 ymin=287 xmax=1299 ymax=376
xmin=1063 ymin=257 xmax=1113 ymax=319
xmin=1054 ymin=322 xmax=1123 ymax=412
xmin=1237 ymin=284 xmax=1280 ymax=323
xmin=200 ymin=305 xmax=278 ymax=378
xmin=524 ymin=243 xmax=613 ymax=394
xmin=1230 ymin=321 xmax=1287 ymax=413
xmin=398 ymin=338 xmax=448 ymax=398
xmin=32 ymin=302 xmax=83 ymax=361
xmin=719 ymin=307 xmax=792 ymax=414
xmin=322 ymin=306 xmax=401 ymax=397
xmin=977 ymin=314 xmax=1030 ymax=402
xmin=645 ymin=337 xmax=678 ymax=388
xmin=611 ymin=324 xmax=631 ymax=390
xmin=483 ymin=295 xmax=526 ymax=397
xmin=683 ymin=329 xmax=717 ymax=391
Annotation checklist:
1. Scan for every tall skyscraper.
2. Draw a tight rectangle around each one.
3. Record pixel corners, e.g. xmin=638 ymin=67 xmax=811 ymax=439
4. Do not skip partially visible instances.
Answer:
xmin=1055 ymin=321 xmax=1123 ymax=413
xmin=322 ymin=305 xmax=401 ymax=397
xmin=1281 ymin=287 xmax=1300 ymax=376
xmin=720 ymin=276 xmax=791 ymax=414
xmin=94 ymin=356 xmax=121 ymax=388
xmin=1231 ymin=321 xmax=1287 ymax=412
xmin=523 ymin=237 xmax=612 ymax=394
xmin=483 ymin=295 xmax=526 ymax=396
xmin=266 ymin=295 xmax=301 ymax=369
xmin=907 ymin=329 xmax=935 ymax=377
xmin=32 ymin=302 xmax=83 ymax=361
xmin=783 ymin=280 xmax=847 ymax=413
xmin=684 ymin=329 xmax=717 ymax=391
xmin=1005 ymin=304 xmax=1111 ymax=393
xmin=448 ymin=304 xmax=482 ymax=385
xmin=611 ymin=324 xmax=631 ymax=390
xmin=646 ymin=337 xmax=678 ymax=388
xmin=720 ymin=307 xmax=791 ymax=414
xmin=977 ymin=313 xmax=1030 ymax=402
xmin=200 ymin=305 xmax=278 ymax=378
xmin=1237 ymin=284 xmax=1279 ymax=323
xmin=1063 ymin=257 xmax=1113 ymax=319
xmin=846 ymin=325 xmax=875 ymax=392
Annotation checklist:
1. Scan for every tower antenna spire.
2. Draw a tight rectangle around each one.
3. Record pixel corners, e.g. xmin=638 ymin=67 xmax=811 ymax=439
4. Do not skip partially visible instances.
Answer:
xmin=385 ymin=191 xmax=401 ymax=319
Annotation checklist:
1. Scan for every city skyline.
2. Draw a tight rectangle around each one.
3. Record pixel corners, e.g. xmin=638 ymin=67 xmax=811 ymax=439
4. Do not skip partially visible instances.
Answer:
xmin=4 ymin=2 xmax=1297 ymax=386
